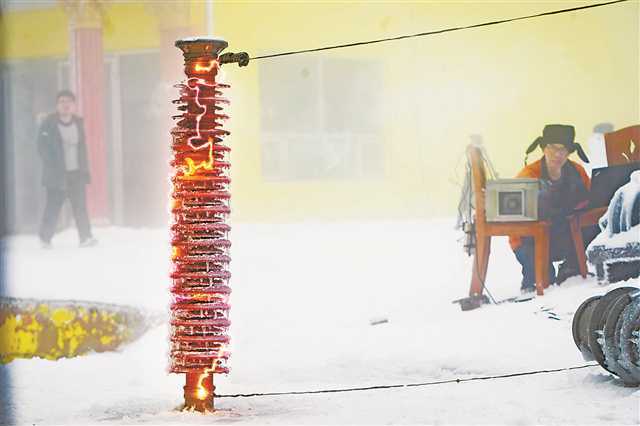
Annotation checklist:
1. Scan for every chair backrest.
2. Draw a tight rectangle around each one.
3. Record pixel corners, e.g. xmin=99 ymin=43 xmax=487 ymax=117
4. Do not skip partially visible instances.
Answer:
xmin=467 ymin=145 xmax=487 ymax=226
xmin=604 ymin=125 xmax=640 ymax=165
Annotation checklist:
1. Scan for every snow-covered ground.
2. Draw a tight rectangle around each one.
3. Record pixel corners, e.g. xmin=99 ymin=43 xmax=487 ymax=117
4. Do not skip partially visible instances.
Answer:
xmin=2 ymin=220 xmax=639 ymax=425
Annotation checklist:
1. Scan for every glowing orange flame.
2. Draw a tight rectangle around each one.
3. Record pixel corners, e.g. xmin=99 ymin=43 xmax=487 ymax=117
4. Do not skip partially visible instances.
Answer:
xmin=183 ymin=139 xmax=214 ymax=177
xmin=191 ymin=293 xmax=226 ymax=303
xmin=195 ymin=384 xmax=208 ymax=400
xmin=194 ymin=60 xmax=218 ymax=73
xmin=194 ymin=344 xmax=227 ymax=400
xmin=195 ymin=364 xmax=215 ymax=400
xmin=186 ymin=77 xmax=216 ymax=150
xmin=181 ymin=77 xmax=220 ymax=177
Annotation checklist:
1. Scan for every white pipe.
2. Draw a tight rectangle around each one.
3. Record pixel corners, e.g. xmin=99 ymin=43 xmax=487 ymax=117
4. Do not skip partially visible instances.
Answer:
xmin=206 ymin=0 xmax=214 ymax=36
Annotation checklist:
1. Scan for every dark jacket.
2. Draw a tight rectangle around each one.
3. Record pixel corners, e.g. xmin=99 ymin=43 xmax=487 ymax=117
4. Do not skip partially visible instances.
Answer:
xmin=536 ymin=158 xmax=590 ymax=221
xmin=509 ymin=158 xmax=590 ymax=250
xmin=37 ymin=114 xmax=90 ymax=189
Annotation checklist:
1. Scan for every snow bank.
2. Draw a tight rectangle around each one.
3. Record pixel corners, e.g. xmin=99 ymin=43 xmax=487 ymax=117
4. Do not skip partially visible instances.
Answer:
xmin=2 ymin=221 xmax=638 ymax=424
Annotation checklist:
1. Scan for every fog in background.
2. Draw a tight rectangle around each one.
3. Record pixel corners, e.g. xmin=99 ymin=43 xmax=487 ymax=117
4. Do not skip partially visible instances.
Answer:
xmin=0 ymin=38 xmax=447 ymax=233
xmin=2 ymin=0 xmax=639 ymax=234
xmin=3 ymin=59 xmax=383 ymax=219
xmin=0 ymin=1 xmax=638 ymax=423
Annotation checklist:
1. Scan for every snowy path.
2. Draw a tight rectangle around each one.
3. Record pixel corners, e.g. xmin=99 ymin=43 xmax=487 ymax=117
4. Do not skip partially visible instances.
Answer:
xmin=3 ymin=221 xmax=639 ymax=424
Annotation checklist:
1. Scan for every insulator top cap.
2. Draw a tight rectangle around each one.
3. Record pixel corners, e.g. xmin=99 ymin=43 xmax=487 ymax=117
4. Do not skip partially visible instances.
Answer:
xmin=175 ymin=37 xmax=229 ymax=59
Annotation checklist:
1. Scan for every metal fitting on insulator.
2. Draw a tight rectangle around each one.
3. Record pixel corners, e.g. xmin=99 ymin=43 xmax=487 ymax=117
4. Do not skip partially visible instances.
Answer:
xmin=218 ymin=52 xmax=250 ymax=67
xmin=183 ymin=371 xmax=215 ymax=412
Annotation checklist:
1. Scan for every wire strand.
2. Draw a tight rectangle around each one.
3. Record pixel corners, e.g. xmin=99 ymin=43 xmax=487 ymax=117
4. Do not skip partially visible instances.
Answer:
xmin=214 ymin=364 xmax=598 ymax=398
xmin=249 ymin=0 xmax=629 ymax=61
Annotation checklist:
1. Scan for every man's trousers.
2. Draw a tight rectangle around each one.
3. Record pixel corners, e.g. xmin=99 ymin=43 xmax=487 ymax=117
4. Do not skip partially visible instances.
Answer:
xmin=39 ymin=171 xmax=92 ymax=244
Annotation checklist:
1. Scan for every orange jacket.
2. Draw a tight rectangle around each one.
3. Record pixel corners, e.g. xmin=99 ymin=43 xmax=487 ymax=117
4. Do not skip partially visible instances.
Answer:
xmin=509 ymin=158 xmax=590 ymax=251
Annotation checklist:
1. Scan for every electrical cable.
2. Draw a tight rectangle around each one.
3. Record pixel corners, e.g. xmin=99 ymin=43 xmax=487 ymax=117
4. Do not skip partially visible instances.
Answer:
xmin=214 ymin=364 xmax=598 ymax=398
xmin=249 ymin=0 xmax=629 ymax=62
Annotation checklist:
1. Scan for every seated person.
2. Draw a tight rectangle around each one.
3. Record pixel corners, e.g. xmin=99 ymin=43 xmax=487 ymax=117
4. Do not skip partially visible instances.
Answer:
xmin=510 ymin=124 xmax=597 ymax=293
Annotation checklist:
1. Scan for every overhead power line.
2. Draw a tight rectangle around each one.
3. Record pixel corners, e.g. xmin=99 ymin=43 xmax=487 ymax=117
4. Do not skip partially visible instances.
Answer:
xmin=215 ymin=363 xmax=598 ymax=398
xmin=249 ymin=0 xmax=630 ymax=61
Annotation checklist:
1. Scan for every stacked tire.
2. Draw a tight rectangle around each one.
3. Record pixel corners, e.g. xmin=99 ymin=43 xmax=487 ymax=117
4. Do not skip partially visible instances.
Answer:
xmin=572 ymin=286 xmax=640 ymax=386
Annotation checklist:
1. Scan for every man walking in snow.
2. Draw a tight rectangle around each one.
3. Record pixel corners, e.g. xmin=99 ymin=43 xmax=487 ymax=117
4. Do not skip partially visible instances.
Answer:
xmin=510 ymin=124 xmax=597 ymax=293
xmin=37 ymin=90 xmax=97 ymax=248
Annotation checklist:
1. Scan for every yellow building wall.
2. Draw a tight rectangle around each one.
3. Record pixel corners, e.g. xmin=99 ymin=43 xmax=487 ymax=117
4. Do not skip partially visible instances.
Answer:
xmin=1 ymin=1 xmax=638 ymax=222
xmin=0 ymin=3 xmax=206 ymax=58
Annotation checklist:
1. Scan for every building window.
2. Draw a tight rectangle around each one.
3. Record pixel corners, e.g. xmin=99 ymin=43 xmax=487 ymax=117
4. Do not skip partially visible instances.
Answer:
xmin=259 ymin=56 xmax=384 ymax=180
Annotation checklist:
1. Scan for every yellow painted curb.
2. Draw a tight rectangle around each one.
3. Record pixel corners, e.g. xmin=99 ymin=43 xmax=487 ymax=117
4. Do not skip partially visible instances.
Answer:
xmin=0 ymin=298 xmax=150 ymax=363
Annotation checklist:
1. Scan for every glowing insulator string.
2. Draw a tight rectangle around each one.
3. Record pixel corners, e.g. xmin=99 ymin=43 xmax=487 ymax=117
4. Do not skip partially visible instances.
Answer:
xmin=170 ymin=37 xmax=232 ymax=413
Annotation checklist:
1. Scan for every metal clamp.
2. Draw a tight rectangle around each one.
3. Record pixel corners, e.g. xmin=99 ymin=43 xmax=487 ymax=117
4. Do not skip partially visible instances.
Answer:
xmin=219 ymin=52 xmax=250 ymax=67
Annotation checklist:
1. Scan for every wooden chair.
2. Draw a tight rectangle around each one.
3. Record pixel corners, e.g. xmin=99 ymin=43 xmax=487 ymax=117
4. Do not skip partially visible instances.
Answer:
xmin=605 ymin=125 xmax=640 ymax=164
xmin=569 ymin=125 xmax=640 ymax=278
xmin=467 ymin=145 xmax=551 ymax=297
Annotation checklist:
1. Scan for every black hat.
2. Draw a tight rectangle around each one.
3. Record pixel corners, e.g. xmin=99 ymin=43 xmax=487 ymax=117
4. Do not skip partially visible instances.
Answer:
xmin=526 ymin=124 xmax=589 ymax=163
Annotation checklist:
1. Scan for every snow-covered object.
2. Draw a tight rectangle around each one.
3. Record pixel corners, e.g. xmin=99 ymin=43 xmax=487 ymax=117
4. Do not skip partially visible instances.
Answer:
xmin=168 ymin=38 xmax=233 ymax=411
xmin=170 ymin=39 xmax=232 ymax=376
xmin=587 ymin=171 xmax=640 ymax=284
xmin=617 ymin=293 xmax=640 ymax=381
xmin=600 ymin=170 xmax=640 ymax=237
xmin=572 ymin=286 xmax=640 ymax=386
